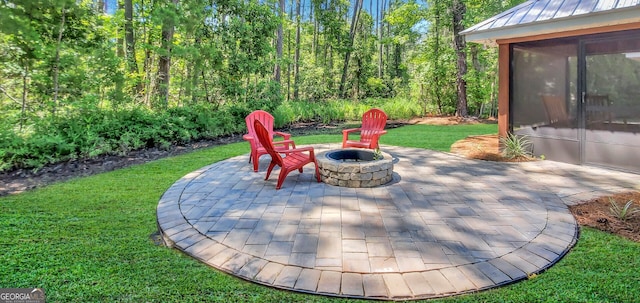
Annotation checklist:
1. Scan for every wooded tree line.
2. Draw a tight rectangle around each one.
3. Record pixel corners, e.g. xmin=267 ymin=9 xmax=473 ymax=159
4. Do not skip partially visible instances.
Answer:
xmin=0 ymin=0 xmax=525 ymax=128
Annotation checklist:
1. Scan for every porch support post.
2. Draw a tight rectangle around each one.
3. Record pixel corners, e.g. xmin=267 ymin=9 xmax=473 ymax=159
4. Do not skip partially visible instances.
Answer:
xmin=498 ymin=43 xmax=510 ymax=139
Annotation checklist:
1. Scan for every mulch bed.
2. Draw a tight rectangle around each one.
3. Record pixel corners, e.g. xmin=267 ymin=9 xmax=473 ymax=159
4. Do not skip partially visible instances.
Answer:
xmin=569 ymin=192 xmax=640 ymax=242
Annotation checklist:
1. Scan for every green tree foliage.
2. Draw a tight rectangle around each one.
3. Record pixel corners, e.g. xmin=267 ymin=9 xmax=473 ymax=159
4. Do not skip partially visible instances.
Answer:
xmin=1 ymin=0 xmax=117 ymax=113
xmin=463 ymin=0 xmax=526 ymax=117
xmin=1 ymin=0 xmax=527 ymax=115
xmin=385 ymin=0 xmax=422 ymax=88
xmin=413 ymin=0 xmax=525 ymax=116
xmin=0 ymin=0 xmax=527 ymax=171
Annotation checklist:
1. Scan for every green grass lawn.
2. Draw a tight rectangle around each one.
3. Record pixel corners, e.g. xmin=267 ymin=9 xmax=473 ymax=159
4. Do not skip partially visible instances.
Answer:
xmin=1 ymin=124 xmax=638 ymax=302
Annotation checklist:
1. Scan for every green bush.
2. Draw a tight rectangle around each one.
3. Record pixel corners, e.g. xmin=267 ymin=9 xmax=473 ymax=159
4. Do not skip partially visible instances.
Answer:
xmin=0 ymin=119 xmax=23 ymax=171
xmin=609 ymin=198 xmax=640 ymax=221
xmin=0 ymin=97 xmax=434 ymax=172
xmin=379 ymin=97 xmax=424 ymax=120
xmin=500 ymin=133 xmax=533 ymax=159
xmin=0 ymin=103 xmax=250 ymax=172
xmin=16 ymin=133 xmax=75 ymax=170
xmin=272 ymin=102 xmax=297 ymax=128
xmin=364 ymin=77 xmax=390 ymax=98
xmin=299 ymin=67 xmax=332 ymax=101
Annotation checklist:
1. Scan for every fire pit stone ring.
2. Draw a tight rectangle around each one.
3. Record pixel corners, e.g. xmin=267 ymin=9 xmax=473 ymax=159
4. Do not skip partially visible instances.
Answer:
xmin=316 ymin=148 xmax=394 ymax=188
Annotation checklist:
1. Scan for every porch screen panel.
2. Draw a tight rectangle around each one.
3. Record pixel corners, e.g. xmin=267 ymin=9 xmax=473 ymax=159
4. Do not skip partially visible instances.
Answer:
xmin=512 ymin=42 xmax=578 ymax=140
xmin=584 ymin=34 xmax=640 ymax=171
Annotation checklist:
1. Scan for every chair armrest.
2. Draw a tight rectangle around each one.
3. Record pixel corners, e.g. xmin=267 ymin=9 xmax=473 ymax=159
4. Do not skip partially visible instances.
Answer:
xmin=272 ymin=139 xmax=295 ymax=146
xmin=243 ymin=134 xmax=259 ymax=150
xmin=342 ymin=128 xmax=361 ymax=134
xmin=280 ymin=146 xmax=314 ymax=154
xmin=273 ymin=131 xmax=292 ymax=140
xmin=368 ymin=130 xmax=387 ymax=149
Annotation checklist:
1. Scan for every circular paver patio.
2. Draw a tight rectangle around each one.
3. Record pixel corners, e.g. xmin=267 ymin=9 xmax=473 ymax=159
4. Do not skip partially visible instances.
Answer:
xmin=156 ymin=144 xmax=637 ymax=300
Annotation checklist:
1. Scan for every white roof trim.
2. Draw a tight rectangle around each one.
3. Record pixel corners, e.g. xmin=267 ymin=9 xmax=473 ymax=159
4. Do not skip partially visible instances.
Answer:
xmin=464 ymin=6 xmax=640 ymax=45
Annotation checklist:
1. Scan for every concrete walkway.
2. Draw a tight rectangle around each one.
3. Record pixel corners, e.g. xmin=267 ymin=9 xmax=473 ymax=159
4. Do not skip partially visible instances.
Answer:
xmin=156 ymin=144 xmax=639 ymax=300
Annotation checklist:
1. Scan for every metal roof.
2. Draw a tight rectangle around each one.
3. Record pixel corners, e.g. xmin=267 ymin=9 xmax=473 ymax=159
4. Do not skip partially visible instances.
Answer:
xmin=462 ymin=0 xmax=640 ymax=44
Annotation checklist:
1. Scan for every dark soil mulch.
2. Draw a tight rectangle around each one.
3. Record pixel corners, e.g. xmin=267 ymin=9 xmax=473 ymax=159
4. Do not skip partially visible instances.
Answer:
xmin=569 ymin=192 xmax=640 ymax=242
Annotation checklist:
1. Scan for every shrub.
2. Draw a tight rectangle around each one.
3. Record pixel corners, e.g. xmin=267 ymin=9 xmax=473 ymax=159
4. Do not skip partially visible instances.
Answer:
xmin=379 ymin=97 xmax=424 ymax=120
xmin=0 ymin=97 xmax=431 ymax=172
xmin=0 ymin=103 xmax=251 ymax=172
xmin=609 ymin=198 xmax=640 ymax=221
xmin=364 ymin=77 xmax=390 ymax=98
xmin=500 ymin=133 xmax=532 ymax=159
xmin=272 ymin=102 xmax=296 ymax=128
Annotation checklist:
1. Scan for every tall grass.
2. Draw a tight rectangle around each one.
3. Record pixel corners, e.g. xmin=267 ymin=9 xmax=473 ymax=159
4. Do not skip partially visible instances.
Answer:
xmin=272 ymin=98 xmax=425 ymax=127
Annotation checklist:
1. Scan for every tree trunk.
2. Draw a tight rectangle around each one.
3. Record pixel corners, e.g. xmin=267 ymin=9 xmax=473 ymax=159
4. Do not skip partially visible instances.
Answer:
xmin=201 ymin=70 xmax=211 ymax=105
xmin=21 ymin=66 xmax=29 ymax=131
xmin=393 ymin=44 xmax=401 ymax=78
xmin=141 ymin=0 xmax=152 ymax=106
xmin=339 ymin=0 xmax=363 ymax=98
xmin=116 ymin=0 xmax=124 ymax=58
xmin=190 ymin=33 xmax=203 ymax=104
xmin=312 ymin=3 xmax=318 ymax=62
xmin=470 ymin=43 xmax=482 ymax=72
xmin=286 ymin=0 xmax=293 ymax=100
xmin=97 ymin=0 xmax=105 ymax=13
xmin=274 ymin=0 xmax=284 ymax=83
xmin=52 ymin=4 xmax=66 ymax=115
xmin=432 ymin=0 xmax=442 ymax=114
xmin=293 ymin=0 xmax=301 ymax=100
xmin=385 ymin=16 xmax=390 ymax=76
xmin=155 ymin=0 xmax=179 ymax=109
xmin=452 ymin=0 xmax=468 ymax=117
xmin=378 ymin=0 xmax=384 ymax=78
xmin=355 ymin=57 xmax=361 ymax=99
xmin=124 ymin=0 xmax=142 ymax=94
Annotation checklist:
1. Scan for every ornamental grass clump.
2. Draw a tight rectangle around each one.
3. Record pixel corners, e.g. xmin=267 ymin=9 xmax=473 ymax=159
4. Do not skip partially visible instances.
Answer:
xmin=609 ymin=198 xmax=640 ymax=221
xmin=500 ymin=133 xmax=533 ymax=159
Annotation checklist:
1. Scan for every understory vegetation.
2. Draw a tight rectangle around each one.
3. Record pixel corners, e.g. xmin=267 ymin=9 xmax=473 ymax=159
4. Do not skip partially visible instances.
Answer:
xmin=0 ymin=98 xmax=424 ymax=172
xmin=1 ymin=0 xmax=526 ymax=173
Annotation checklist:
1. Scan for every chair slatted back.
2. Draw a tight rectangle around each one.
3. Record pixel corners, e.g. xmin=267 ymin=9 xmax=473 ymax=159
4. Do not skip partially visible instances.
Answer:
xmin=541 ymin=95 xmax=568 ymax=124
xmin=254 ymin=119 xmax=284 ymax=167
xmin=586 ymin=94 xmax=611 ymax=124
xmin=360 ymin=108 xmax=388 ymax=142
xmin=246 ymin=110 xmax=275 ymax=149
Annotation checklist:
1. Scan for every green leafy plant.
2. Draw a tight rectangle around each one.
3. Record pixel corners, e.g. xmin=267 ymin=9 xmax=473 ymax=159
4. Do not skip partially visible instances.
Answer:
xmin=609 ymin=198 xmax=640 ymax=221
xmin=500 ymin=133 xmax=532 ymax=159
xmin=373 ymin=148 xmax=383 ymax=160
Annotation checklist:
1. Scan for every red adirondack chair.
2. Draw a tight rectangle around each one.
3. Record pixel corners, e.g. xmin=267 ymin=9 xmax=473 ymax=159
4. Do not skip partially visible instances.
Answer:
xmin=253 ymin=119 xmax=320 ymax=190
xmin=342 ymin=108 xmax=388 ymax=149
xmin=243 ymin=110 xmax=295 ymax=172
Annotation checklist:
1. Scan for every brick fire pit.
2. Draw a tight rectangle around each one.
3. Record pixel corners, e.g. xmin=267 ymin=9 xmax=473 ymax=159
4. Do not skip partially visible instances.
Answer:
xmin=316 ymin=148 xmax=393 ymax=188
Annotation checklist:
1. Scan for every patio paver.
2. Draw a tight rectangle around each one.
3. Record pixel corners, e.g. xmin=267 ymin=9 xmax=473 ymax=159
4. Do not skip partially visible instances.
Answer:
xmin=157 ymin=144 xmax=639 ymax=300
